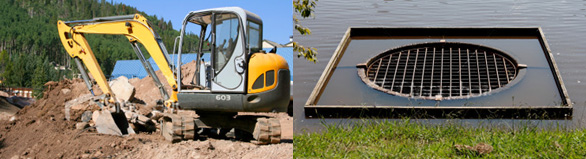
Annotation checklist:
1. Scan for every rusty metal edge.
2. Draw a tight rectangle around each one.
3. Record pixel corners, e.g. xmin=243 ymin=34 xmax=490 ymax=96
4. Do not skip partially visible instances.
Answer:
xmin=304 ymin=105 xmax=572 ymax=119
xmin=304 ymin=28 xmax=352 ymax=106
xmin=536 ymin=27 xmax=572 ymax=107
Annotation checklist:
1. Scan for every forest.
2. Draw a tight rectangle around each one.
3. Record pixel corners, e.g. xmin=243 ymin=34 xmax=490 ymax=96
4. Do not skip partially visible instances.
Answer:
xmin=0 ymin=0 xmax=199 ymax=97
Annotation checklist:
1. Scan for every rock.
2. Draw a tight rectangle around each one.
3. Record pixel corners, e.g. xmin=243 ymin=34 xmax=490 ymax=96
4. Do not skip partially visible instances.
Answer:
xmin=71 ymin=104 xmax=88 ymax=110
xmin=93 ymin=110 xmax=136 ymax=136
xmin=9 ymin=116 xmax=17 ymax=122
xmin=22 ymin=148 xmax=30 ymax=156
xmin=93 ymin=151 xmax=103 ymax=157
xmin=454 ymin=143 xmax=493 ymax=155
xmin=109 ymin=76 xmax=135 ymax=103
xmin=76 ymin=122 xmax=89 ymax=129
xmin=64 ymin=94 xmax=93 ymax=121
xmin=92 ymin=111 xmax=100 ymax=123
xmin=81 ymin=111 xmax=93 ymax=122
xmin=125 ymin=111 xmax=135 ymax=121
xmin=454 ymin=144 xmax=473 ymax=152
xmin=66 ymin=94 xmax=92 ymax=110
xmin=474 ymin=143 xmax=493 ymax=155
xmin=61 ymin=88 xmax=71 ymax=95
xmin=44 ymin=81 xmax=58 ymax=87
xmin=137 ymin=114 xmax=150 ymax=124
xmin=80 ymin=154 xmax=90 ymax=158
xmin=150 ymin=110 xmax=164 ymax=120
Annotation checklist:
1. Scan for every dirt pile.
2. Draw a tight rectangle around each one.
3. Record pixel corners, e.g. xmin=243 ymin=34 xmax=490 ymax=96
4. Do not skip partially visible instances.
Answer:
xmin=0 ymin=79 xmax=126 ymax=158
xmin=0 ymin=63 xmax=293 ymax=158
xmin=129 ymin=60 xmax=197 ymax=107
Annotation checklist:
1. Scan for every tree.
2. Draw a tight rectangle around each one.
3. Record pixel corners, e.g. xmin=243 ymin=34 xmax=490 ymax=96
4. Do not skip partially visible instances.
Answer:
xmin=0 ymin=50 xmax=9 ymax=78
xmin=31 ymin=57 xmax=46 ymax=98
xmin=293 ymin=0 xmax=318 ymax=63
xmin=0 ymin=0 xmax=200 ymax=88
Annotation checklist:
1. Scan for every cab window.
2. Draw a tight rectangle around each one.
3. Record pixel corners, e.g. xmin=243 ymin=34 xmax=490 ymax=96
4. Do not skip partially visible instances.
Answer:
xmin=247 ymin=21 xmax=262 ymax=54
xmin=214 ymin=13 xmax=239 ymax=74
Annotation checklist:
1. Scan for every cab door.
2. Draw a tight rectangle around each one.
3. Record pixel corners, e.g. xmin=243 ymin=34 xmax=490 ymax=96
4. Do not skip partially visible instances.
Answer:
xmin=210 ymin=12 xmax=246 ymax=93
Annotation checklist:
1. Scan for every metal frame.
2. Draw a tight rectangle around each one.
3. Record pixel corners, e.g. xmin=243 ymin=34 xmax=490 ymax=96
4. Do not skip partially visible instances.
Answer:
xmin=304 ymin=27 xmax=572 ymax=119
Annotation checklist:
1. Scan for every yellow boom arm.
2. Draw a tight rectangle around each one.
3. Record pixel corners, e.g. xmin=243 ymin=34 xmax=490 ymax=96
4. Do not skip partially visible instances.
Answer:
xmin=57 ymin=14 xmax=178 ymax=105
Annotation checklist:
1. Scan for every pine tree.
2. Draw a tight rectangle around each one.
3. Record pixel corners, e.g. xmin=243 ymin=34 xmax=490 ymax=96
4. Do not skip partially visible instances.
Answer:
xmin=31 ymin=57 xmax=46 ymax=98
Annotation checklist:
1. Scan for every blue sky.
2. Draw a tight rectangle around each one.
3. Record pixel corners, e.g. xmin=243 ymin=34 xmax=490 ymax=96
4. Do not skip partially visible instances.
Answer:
xmin=112 ymin=0 xmax=293 ymax=44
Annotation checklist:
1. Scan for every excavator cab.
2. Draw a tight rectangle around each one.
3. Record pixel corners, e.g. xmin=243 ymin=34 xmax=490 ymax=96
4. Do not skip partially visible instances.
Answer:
xmin=177 ymin=7 xmax=261 ymax=92
xmin=175 ymin=7 xmax=290 ymax=113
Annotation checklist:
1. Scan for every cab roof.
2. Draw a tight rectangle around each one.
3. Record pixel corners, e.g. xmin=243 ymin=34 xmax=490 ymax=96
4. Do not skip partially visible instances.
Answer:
xmin=183 ymin=7 xmax=262 ymax=26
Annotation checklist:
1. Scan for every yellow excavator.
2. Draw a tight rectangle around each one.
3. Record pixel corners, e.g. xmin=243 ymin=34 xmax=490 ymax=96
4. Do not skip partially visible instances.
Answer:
xmin=57 ymin=7 xmax=289 ymax=144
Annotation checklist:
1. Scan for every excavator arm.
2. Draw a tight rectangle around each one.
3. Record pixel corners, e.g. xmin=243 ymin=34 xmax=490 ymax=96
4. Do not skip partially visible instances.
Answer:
xmin=57 ymin=14 xmax=178 ymax=106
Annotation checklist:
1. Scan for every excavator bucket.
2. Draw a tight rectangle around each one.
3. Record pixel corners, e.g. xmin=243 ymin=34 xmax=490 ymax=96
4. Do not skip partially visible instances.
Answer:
xmin=93 ymin=110 xmax=135 ymax=136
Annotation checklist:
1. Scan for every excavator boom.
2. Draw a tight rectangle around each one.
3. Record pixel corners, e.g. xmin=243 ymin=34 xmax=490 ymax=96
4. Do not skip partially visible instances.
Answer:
xmin=57 ymin=14 xmax=177 ymax=105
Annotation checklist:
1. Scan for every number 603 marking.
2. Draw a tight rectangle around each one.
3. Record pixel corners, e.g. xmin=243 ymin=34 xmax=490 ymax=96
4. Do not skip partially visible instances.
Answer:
xmin=215 ymin=95 xmax=231 ymax=101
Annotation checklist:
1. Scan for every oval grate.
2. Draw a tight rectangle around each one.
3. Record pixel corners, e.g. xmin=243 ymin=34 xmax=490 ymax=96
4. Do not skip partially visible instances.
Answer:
xmin=358 ymin=42 xmax=519 ymax=100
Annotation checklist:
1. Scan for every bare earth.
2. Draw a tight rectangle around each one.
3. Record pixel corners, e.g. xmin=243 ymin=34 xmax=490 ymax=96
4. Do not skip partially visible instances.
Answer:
xmin=0 ymin=63 xmax=293 ymax=159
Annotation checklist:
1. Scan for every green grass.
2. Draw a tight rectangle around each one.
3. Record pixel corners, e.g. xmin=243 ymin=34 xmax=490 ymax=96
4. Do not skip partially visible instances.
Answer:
xmin=294 ymin=120 xmax=586 ymax=158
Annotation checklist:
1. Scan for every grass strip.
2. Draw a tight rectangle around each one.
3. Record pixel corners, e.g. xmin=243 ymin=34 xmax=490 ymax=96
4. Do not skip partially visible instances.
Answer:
xmin=294 ymin=120 xmax=586 ymax=158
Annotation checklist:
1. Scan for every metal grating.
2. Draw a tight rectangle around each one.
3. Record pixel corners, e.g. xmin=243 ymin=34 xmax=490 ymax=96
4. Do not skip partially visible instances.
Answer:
xmin=359 ymin=42 xmax=519 ymax=100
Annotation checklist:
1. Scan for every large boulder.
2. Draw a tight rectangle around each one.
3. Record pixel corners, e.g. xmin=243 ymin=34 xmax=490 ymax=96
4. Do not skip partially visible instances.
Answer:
xmin=109 ymin=76 xmax=135 ymax=103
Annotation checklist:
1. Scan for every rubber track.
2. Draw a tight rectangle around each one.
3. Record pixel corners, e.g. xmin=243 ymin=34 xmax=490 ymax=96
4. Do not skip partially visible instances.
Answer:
xmin=253 ymin=118 xmax=281 ymax=145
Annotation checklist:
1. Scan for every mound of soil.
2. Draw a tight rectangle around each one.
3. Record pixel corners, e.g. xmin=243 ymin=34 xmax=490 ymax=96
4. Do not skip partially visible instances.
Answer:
xmin=0 ymin=63 xmax=293 ymax=158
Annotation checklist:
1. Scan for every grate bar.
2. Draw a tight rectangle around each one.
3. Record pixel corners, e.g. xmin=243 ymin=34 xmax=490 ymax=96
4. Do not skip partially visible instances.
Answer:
xmin=503 ymin=58 xmax=510 ymax=83
xmin=420 ymin=48 xmax=428 ymax=96
xmin=391 ymin=52 xmax=401 ymax=91
xmin=430 ymin=47 xmax=436 ymax=97
xmin=467 ymin=49 xmax=472 ymax=95
xmin=399 ymin=50 xmax=410 ymax=93
xmin=458 ymin=48 xmax=462 ymax=96
xmin=493 ymin=54 xmax=501 ymax=87
xmin=483 ymin=51 xmax=492 ymax=91
xmin=449 ymin=47 xmax=453 ymax=97
xmin=411 ymin=49 xmax=419 ymax=96
xmin=475 ymin=50 xmax=481 ymax=94
xmin=439 ymin=48 xmax=444 ymax=95
xmin=381 ymin=54 xmax=393 ymax=87
xmin=373 ymin=58 xmax=383 ymax=83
